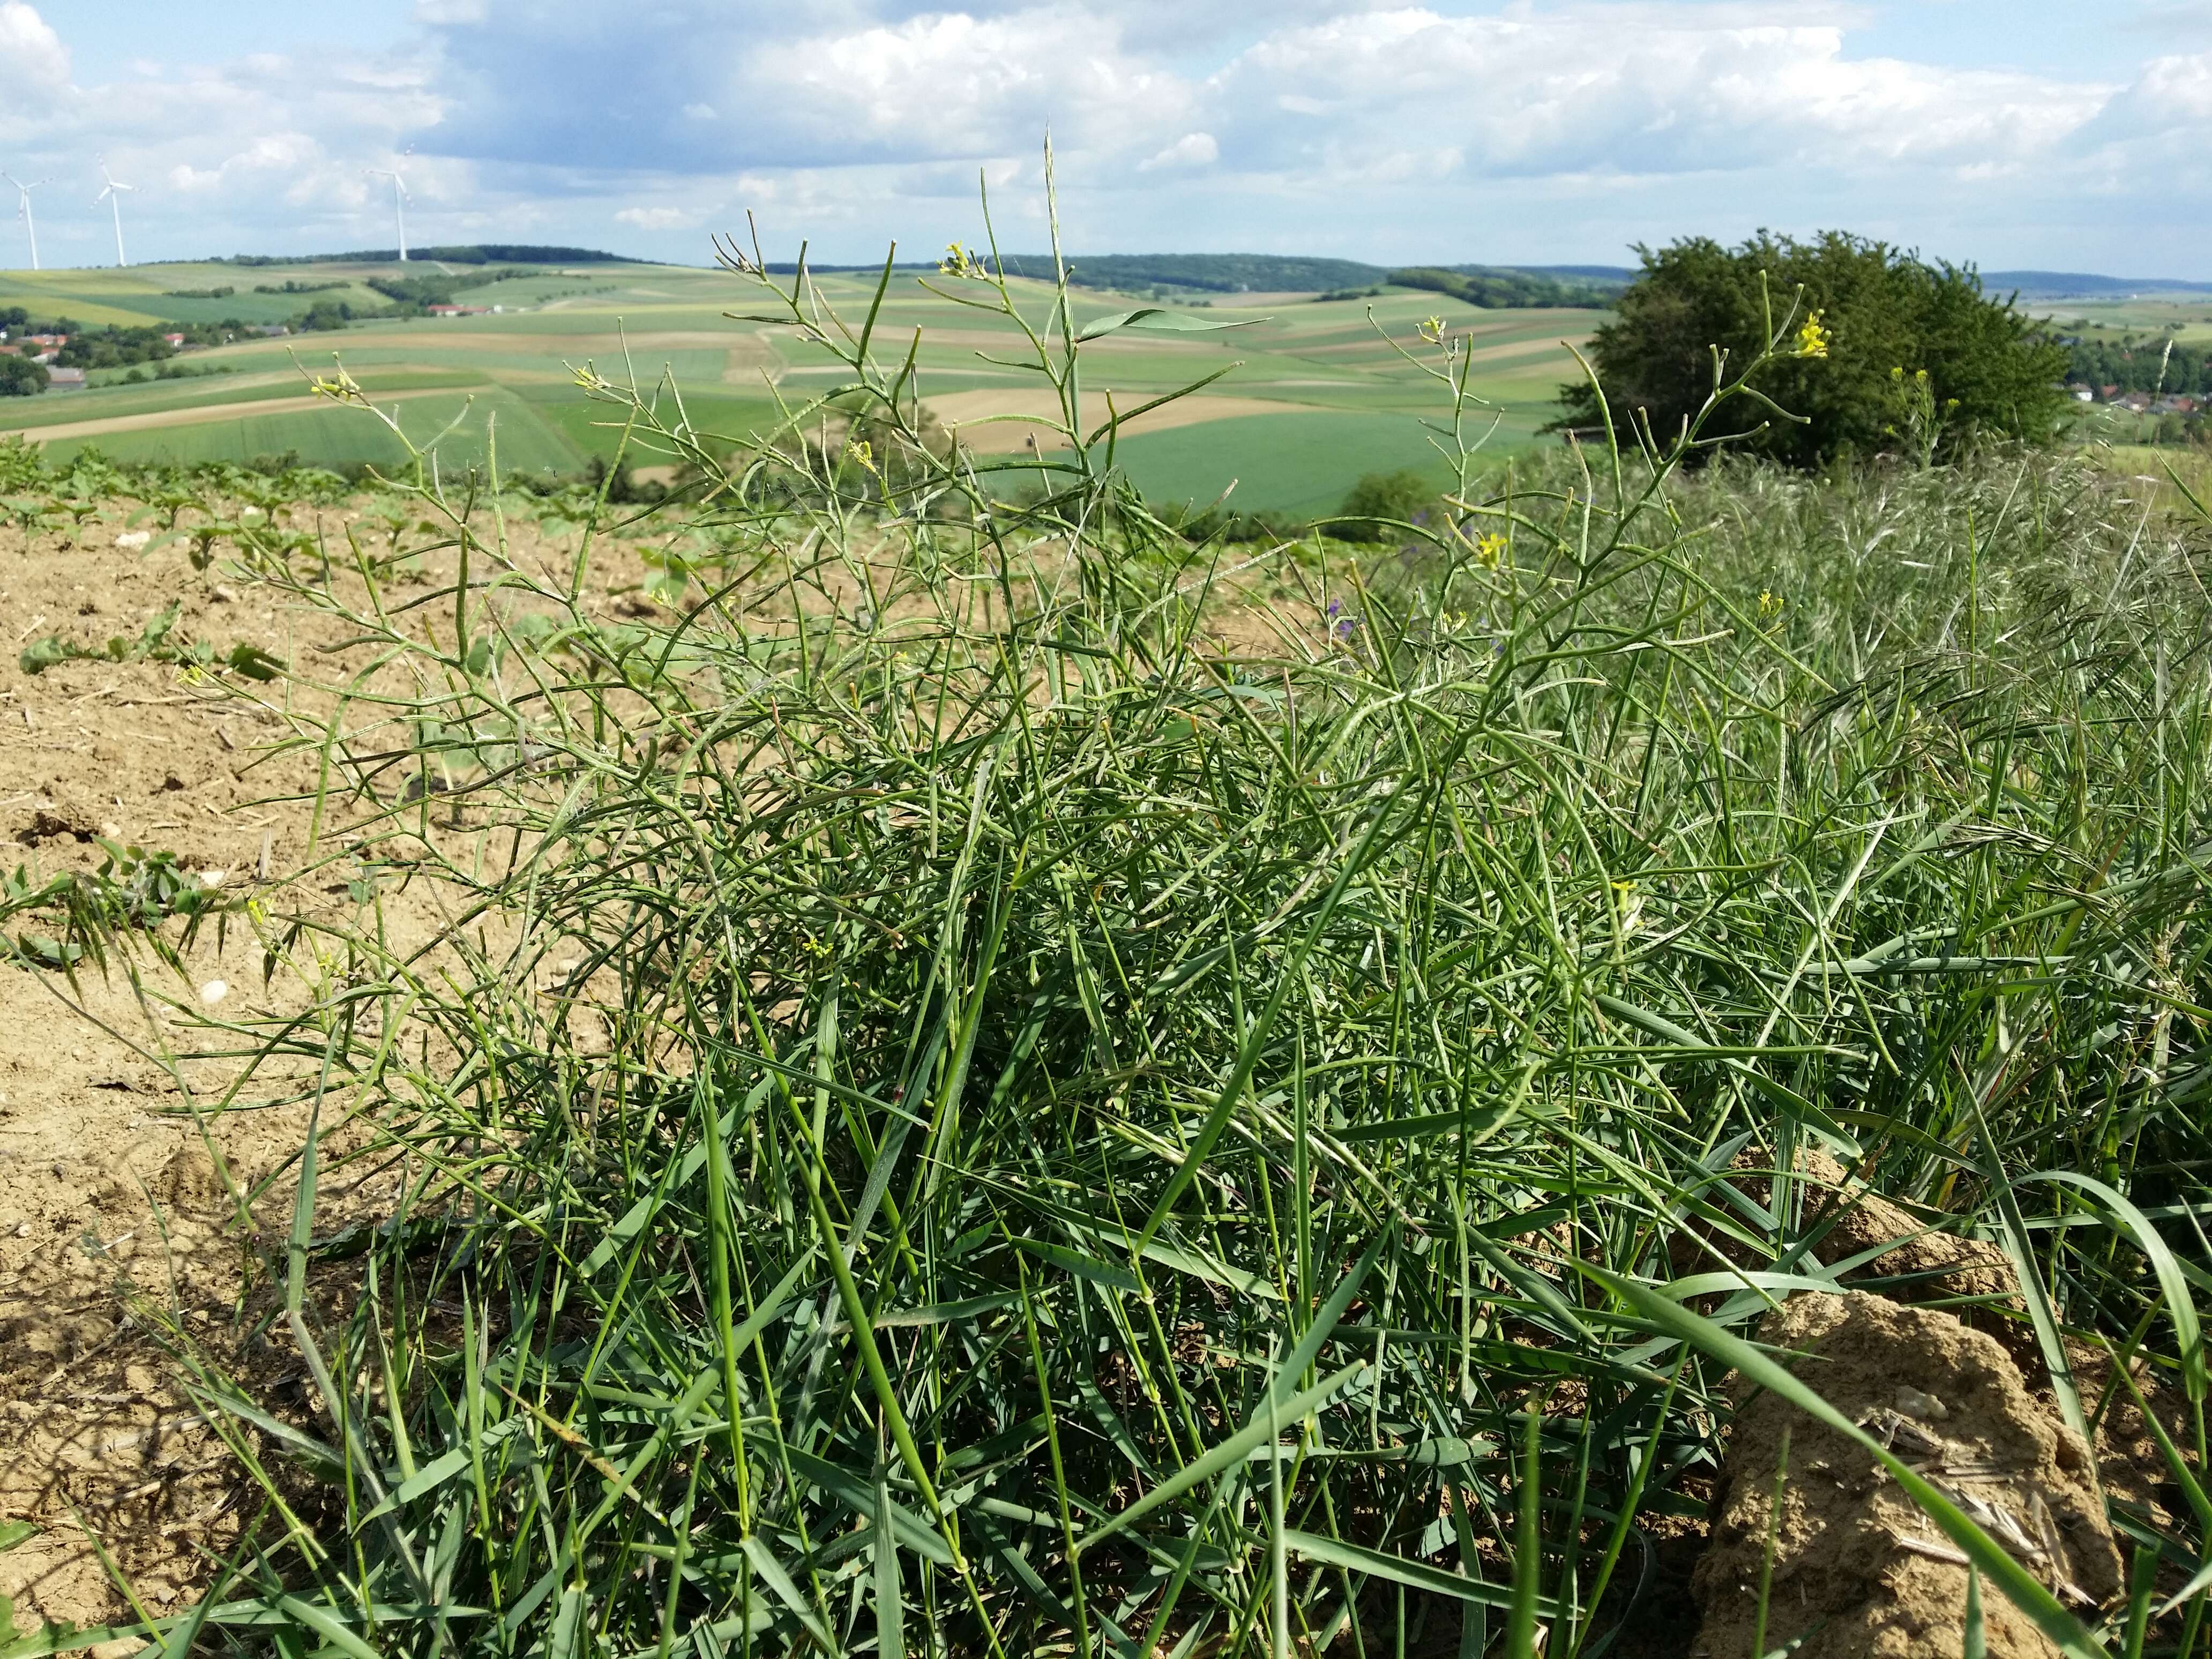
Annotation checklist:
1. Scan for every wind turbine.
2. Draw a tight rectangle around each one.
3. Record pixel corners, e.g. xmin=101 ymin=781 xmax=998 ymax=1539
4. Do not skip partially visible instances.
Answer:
xmin=1 ymin=173 xmax=45 ymax=270
xmin=93 ymin=158 xmax=134 ymax=267
xmin=365 ymin=148 xmax=412 ymax=261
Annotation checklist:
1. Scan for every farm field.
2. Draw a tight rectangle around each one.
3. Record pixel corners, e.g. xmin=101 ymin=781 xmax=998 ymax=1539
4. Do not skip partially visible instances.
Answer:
xmin=2028 ymin=293 xmax=2212 ymax=343
xmin=0 ymin=256 xmax=1597 ymax=510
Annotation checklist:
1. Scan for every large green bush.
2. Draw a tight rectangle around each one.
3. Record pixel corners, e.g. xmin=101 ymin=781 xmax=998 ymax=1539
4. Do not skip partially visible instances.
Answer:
xmin=1332 ymin=467 xmax=1439 ymax=540
xmin=1556 ymin=231 xmax=2069 ymax=466
xmin=0 ymin=353 xmax=49 ymax=396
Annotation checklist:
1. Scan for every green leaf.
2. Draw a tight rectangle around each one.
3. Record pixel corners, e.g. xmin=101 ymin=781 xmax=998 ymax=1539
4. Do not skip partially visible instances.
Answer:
xmin=19 ymin=637 xmax=79 ymax=675
xmin=1079 ymin=1363 xmax=1367 ymax=1553
xmin=1282 ymin=1530 xmax=1545 ymax=1615
xmin=222 ymin=644 xmax=286 ymax=682
xmin=272 ymin=1598 xmax=382 ymax=1659
xmin=874 ymin=1463 xmax=906 ymax=1659
xmin=2027 ymin=1171 xmax=2204 ymax=1403
xmin=738 ymin=1535 xmax=836 ymax=1651
xmin=0 ymin=1526 xmax=35 ymax=1555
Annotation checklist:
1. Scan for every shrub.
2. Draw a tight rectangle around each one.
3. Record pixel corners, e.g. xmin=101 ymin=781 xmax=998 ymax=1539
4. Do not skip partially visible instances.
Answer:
xmin=1555 ymin=231 xmax=2070 ymax=467
xmin=1332 ymin=467 xmax=1437 ymax=540
xmin=0 ymin=354 xmax=49 ymax=396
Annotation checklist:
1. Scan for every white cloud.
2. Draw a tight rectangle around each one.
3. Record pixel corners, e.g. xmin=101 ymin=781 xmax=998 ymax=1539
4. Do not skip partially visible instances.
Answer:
xmin=1209 ymin=11 xmax=2102 ymax=180
xmin=615 ymin=205 xmax=705 ymax=230
xmin=744 ymin=7 xmax=1196 ymax=161
xmin=0 ymin=2 xmax=68 ymax=86
xmin=8 ymin=1 xmax=2212 ymax=274
xmin=1140 ymin=132 xmax=1219 ymax=172
xmin=2138 ymin=50 xmax=2212 ymax=116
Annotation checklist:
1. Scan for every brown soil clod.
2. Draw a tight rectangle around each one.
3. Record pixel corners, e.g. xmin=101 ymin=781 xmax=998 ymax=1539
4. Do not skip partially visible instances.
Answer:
xmin=1694 ymin=1291 xmax=2123 ymax=1659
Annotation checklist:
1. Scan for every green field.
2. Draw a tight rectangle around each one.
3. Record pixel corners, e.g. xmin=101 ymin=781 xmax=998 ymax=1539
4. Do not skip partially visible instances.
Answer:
xmin=2028 ymin=293 xmax=2212 ymax=343
xmin=0 ymin=256 xmax=1597 ymax=511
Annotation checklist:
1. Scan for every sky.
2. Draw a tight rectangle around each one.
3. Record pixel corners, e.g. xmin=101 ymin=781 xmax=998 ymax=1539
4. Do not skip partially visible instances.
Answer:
xmin=5 ymin=1 xmax=2212 ymax=275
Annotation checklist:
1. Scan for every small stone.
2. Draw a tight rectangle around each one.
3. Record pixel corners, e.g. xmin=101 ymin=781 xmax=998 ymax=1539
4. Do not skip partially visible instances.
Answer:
xmin=199 ymin=980 xmax=229 ymax=1005
xmin=210 ymin=585 xmax=237 ymax=604
xmin=1895 ymin=1385 xmax=1948 ymax=1422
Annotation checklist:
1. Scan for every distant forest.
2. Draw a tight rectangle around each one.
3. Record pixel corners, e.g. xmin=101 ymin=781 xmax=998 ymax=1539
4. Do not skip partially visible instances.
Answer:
xmin=218 ymin=245 xmax=634 ymax=267
xmin=772 ymin=251 xmax=1632 ymax=307
xmin=2067 ymin=335 xmax=2212 ymax=396
xmin=1008 ymin=253 xmax=1626 ymax=307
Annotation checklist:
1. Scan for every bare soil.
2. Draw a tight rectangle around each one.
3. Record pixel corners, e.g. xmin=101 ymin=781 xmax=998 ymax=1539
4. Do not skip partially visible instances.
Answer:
xmin=0 ymin=503 xmax=662 ymax=1635
xmin=1694 ymin=1292 xmax=2123 ymax=1658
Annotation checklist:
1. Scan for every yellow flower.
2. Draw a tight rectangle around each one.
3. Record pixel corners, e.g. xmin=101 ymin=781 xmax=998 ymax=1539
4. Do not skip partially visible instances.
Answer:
xmin=1474 ymin=532 xmax=1507 ymax=569
xmin=309 ymin=364 xmax=367 ymax=404
xmin=1758 ymin=589 xmax=1782 ymax=619
xmin=1419 ymin=316 xmax=1446 ymax=343
xmin=1794 ymin=310 xmax=1830 ymax=359
xmin=937 ymin=242 xmax=990 ymax=279
xmin=849 ymin=439 xmax=877 ymax=474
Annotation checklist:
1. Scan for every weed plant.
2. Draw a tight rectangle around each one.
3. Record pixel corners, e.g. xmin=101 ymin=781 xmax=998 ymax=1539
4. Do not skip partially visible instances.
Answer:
xmin=26 ymin=182 xmax=2212 ymax=1658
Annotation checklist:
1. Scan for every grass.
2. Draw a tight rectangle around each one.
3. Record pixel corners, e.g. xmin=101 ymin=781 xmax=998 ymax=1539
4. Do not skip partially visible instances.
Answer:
xmin=16 ymin=222 xmax=2212 ymax=1659
xmin=1108 ymin=408 xmax=1549 ymax=518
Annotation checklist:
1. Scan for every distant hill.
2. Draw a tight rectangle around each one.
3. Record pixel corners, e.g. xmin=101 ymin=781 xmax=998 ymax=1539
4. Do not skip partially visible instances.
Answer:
xmin=216 ymin=244 xmax=638 ymax=267
xmin=1509 ymin=264 xmax=1638 ymax=285
xmin=1393 ymin=265 xmax=1617 ymax=310
xmin=1983 ymin=270 xmax=2212 ymax=300
xmin=765 ymin=252 xmax=1617 ymax=308
xmin=998 ymin=252 xmax=1386 ymax=293
xmin=1000 ymin=254 xmax=1624 ymax=307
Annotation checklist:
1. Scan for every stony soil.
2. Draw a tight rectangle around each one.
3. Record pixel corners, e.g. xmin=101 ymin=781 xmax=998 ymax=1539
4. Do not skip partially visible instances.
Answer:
xmin=0 ymin=502 xmax=660 ymax=1636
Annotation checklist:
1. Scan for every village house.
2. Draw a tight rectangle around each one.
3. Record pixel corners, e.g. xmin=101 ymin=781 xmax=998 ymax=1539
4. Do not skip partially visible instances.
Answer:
xmin=44 ymin=366 xmax=86 ymax=390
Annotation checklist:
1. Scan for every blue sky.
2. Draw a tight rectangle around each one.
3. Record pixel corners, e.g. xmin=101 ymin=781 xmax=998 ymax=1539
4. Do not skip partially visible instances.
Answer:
xmin=9 ymin=1 xmax=2212 ymax=274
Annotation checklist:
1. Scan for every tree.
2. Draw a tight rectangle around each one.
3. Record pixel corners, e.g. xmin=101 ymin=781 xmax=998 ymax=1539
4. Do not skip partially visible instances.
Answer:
xmin=1555 ymin=232 xmax=2069 ymax=467
xmin=1334 ymin=469 xmax=1438 ymax=541
xmin=0 ymin=354 xmax=49 ymax=397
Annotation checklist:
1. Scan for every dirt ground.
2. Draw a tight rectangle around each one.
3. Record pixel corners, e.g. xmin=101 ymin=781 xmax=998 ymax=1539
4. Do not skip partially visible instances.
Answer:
xmin=0 ymin=499 xmax=670 ymax=1636
xmin=1695 ymin=1292 xmax=2124 ymax=1658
